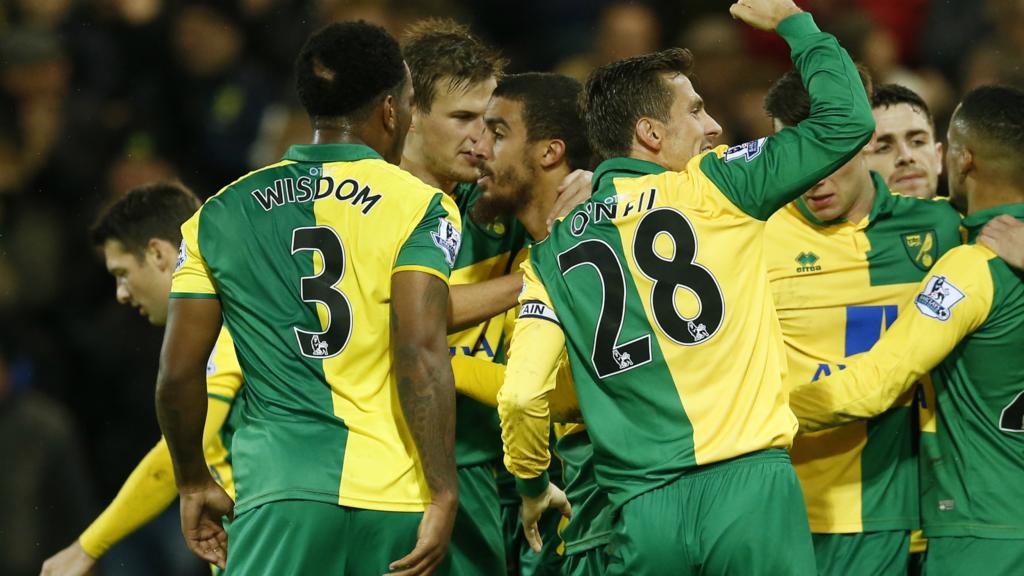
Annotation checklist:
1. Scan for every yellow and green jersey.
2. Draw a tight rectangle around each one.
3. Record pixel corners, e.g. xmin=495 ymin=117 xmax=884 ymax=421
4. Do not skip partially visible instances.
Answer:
xmin=448 ymin=182 xmax=530 ymax=467
xmin=554 ymin=425 xmax=614 ymax=556
xmin=766 ymin=173 xmax=962 ymax=534
xmin=791 ymin=204 xmax=1024 ymax=539
xmin=171 ymin=143 xmax=461 ymax=515
xmin=204 ymin=326 xmax=244 ymax=498
xmin=498 ymin=12 xmax=875 ymax=508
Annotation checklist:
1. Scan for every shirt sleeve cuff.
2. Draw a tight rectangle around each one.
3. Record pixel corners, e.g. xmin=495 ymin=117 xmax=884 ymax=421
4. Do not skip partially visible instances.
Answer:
xmin=515 ymin=471 xmax=550 ymax=498
xmin=777 ymin=12 xmax=820 ymax=43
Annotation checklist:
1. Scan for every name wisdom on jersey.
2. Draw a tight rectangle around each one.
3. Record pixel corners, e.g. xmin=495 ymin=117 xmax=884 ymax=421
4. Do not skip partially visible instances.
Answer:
xmin=251 ymin=174 xmax=382 ymax=215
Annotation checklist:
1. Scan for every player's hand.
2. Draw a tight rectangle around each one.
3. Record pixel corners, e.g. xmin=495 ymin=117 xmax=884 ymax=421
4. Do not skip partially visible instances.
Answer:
xmin=179 ymin=479 xmax=233 ymax=569
xmin=40 ymin=540 xmax=96 ymax=576
xmin=386 ymin=493 xmax=457 ymax=576
xmin=979 ymin=215 xmax=1024 ymax=271
xmin=547 ymin=169 xmax=593 ymax=232
xmin=729 ymin=0 xmax=803 ymax=31
xmin=521 ymin=483 xmax=572 ymax=553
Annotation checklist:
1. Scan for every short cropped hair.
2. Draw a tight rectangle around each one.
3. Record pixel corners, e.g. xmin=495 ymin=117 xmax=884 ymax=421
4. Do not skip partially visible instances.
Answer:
xmin=765 ymin=66 xmax=873 ymax=128
xmin=91 ymin=182 xmax=201 ymax=256
xmin=295 ymin=21 xmax=405 ymax=120
xmin=955 ymin=85 xmax=1024 ymax=172
xmin=583 ymin=48 xmax=694 ymax=160
xmin=492 ymin=73 xmax=594 ymax=171
xmin=402 ymin=18 xmax=505 ymax=113
xmin=872 ymin=83 xmax=934 ymax=129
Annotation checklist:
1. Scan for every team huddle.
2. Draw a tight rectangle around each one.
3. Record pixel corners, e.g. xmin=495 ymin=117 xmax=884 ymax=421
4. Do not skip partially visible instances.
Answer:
xmin=41 ymin=0 xmax=1024 ymax=575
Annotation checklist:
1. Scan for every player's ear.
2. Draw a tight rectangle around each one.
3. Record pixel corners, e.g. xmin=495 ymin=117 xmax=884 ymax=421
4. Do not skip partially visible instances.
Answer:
xmin=381 ymin=93 xmax=398 ymax=133
xmin=539 ymin=139 xmax=566 ymax=169
xmin=147 ymin=238 xmax=176 ymax=272
xmin=635 ymin=117 xmax=661 ymax=152
xmin=935 ymin=141 xmax=944 ymax=176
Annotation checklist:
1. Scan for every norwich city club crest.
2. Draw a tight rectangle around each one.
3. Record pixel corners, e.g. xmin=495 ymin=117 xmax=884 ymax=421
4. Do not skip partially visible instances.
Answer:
xmin=901 ymin=230 xmax=938 ymax=271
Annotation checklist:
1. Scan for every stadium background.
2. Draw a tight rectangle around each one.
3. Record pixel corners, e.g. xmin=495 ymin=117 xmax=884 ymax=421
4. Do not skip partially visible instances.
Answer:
xmin=0 ymin=0 xmax=1017 ymax=574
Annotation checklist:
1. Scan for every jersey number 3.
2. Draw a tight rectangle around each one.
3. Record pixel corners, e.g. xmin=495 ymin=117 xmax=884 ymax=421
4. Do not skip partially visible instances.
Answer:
xmin=558 ymin=208 xmax=725 ymax=378
xmin=292 ymin=226 xmax=353 ymax=359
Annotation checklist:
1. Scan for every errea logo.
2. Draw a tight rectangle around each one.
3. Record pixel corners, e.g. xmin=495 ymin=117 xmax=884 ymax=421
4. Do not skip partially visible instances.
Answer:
xmin=795 ymin=252 xmax=822 ymax=273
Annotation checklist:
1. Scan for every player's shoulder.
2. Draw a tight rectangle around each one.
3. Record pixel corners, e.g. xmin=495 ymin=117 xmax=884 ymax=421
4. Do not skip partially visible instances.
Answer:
xmin=885 ymin=191 xmax=961 ymax=228
xmin=935 ymin=243 xmax=997 ymax=274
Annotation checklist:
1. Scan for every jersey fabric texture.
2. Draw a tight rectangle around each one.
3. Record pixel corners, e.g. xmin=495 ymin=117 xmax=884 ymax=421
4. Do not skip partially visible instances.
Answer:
xmin=556 ymin=425 xmax=613 ymax=556
xmin=791 ymin=204 xmax=1024 ymax=541
xmin=766 ymin=175 xmax=962 ymax=534
xmin=498 ymin=12 xmax=875 ymax=509
xmin=448 ymin=182 xmax=530 ymax=467
xmin=171 ymin=143 xmax=461 ymax=515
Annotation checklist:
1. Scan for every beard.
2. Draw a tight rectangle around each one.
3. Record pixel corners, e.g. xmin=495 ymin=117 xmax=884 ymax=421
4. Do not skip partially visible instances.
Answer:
xmin=471 ymin=161 xmax=534 ymax=224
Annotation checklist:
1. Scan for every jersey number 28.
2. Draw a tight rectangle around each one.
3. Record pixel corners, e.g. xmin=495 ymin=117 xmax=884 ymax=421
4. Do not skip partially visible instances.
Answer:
xmin=557 ymin=208 xmax=725 ymax=378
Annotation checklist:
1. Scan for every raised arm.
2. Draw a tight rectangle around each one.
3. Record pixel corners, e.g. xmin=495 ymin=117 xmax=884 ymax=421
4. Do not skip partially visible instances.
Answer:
xmin=701 ymin=1 xmax=875 ymax=220
xmin=155 ymin=297 xmax=232 ymax=568
xmin=790 ymin=247 xmax=994 ymax=432
xmin=388 ymin=270 xmax=458 ymax=576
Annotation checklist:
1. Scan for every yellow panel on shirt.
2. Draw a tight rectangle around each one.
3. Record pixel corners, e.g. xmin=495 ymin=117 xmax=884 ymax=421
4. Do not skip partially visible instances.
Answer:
xmin=766 ymin=180 xmax=961 ymax=533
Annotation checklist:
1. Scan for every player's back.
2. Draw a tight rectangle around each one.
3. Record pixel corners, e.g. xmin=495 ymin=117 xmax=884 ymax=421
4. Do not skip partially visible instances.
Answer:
xmin=528 ymin=149 xmax=797 ymax=506
xmin=173 ymin=143 xmax=460 ymax=515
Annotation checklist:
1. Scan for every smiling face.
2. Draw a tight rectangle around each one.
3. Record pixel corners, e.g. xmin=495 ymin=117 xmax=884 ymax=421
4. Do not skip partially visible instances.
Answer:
xmin=103 ymin=239 xmax=174 ymax=326
xmin=866 ymin=103 xmax=943 ymax=199
xmin=411 ymin=76 xmax=497 ymax=185
xmin=655 ymin=73 xmax=722 ymax=171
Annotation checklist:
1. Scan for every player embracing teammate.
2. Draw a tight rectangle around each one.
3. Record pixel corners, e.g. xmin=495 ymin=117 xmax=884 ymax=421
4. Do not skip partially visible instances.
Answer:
xmin=57 ymin=0 xmax=1024 ymax=575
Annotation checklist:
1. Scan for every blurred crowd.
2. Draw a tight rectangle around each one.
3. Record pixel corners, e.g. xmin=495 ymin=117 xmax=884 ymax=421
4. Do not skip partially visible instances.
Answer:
xmin=0 ymin=0 xmax=1021 ymax=574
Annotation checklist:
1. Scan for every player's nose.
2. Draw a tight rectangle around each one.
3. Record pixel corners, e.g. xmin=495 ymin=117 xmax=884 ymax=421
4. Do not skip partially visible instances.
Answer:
xmin=116 ymin=283 xmax=131 ymax=304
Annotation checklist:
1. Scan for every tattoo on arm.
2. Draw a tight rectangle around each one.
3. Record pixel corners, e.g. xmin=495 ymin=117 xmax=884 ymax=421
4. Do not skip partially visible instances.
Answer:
xmin=393 ymin=275 xmax=458 ymax=499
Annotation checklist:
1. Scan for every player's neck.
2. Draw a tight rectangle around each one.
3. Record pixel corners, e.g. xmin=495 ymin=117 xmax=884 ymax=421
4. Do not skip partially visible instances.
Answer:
xmin=310 ymin=119 xmax=369 ymax=147
xmin=967 ymin=181 xmax=1024 ymax=215
xmin=517 ymin=168 xmax=566 ymax=241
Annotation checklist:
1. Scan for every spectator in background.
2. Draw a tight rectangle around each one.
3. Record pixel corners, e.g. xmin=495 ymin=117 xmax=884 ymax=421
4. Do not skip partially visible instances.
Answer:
xmin=556 ymin=2 xmax=660 ymax=81
xmin=0 ymin=329 xmax=95 ymax=576
xmin=866 ymin=84 xmax=944 ymax=200
xmin=165 ymin=1 xmax=274 ymax=197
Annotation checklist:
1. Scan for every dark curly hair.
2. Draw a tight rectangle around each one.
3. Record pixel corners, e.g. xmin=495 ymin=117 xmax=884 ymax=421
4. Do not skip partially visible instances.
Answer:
xmin=402 ymin=18 xmax=505 ymax=113
xmin=91 ymin=182 xmax=201 ymax=256
xmin=295 ymin=21 xmax=406 ymax=120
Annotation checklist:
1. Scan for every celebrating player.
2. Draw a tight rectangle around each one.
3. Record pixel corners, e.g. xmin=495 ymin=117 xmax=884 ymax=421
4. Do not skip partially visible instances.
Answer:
xmin=790 ymin=85 xmax=1024 ymax=576
xmin=41 ymin=183 xmax=244 ymax=576
xmin=865 ymin=84 xmax=945 ymax=200
xmin=471 ymin=72 xmax=601 ymax=576
xmin=400 ymin=19 xmax=521 ymax=575
xmin=763 ymin=71 xmax=961 ymax=575
xmin=157 ymin=22 xmax=460 ymax=576
xmin=496 ymin=0 xmax=875 ymax=574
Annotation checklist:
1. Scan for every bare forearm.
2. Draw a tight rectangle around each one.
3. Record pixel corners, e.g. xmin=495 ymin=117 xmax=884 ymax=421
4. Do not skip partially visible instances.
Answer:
xmin=448 ymin=272 xmax=523 ymax=333
xmin=156 ymin=371 xmax=210 ymax=488
xmin=396 ymin=348 xmax=458 ymax=500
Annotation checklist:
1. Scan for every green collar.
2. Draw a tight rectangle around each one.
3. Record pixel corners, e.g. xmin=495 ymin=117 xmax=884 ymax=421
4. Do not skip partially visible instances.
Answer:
xmin=282 ymin=143 xmax=383 ymax=163
xmin=593 ymin=157 xmax=668 ymax=191
xmin=795 ymin=171 xmax=891 ymax=227
xmin=963 ymin=202 xmax=1024 ymax=242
